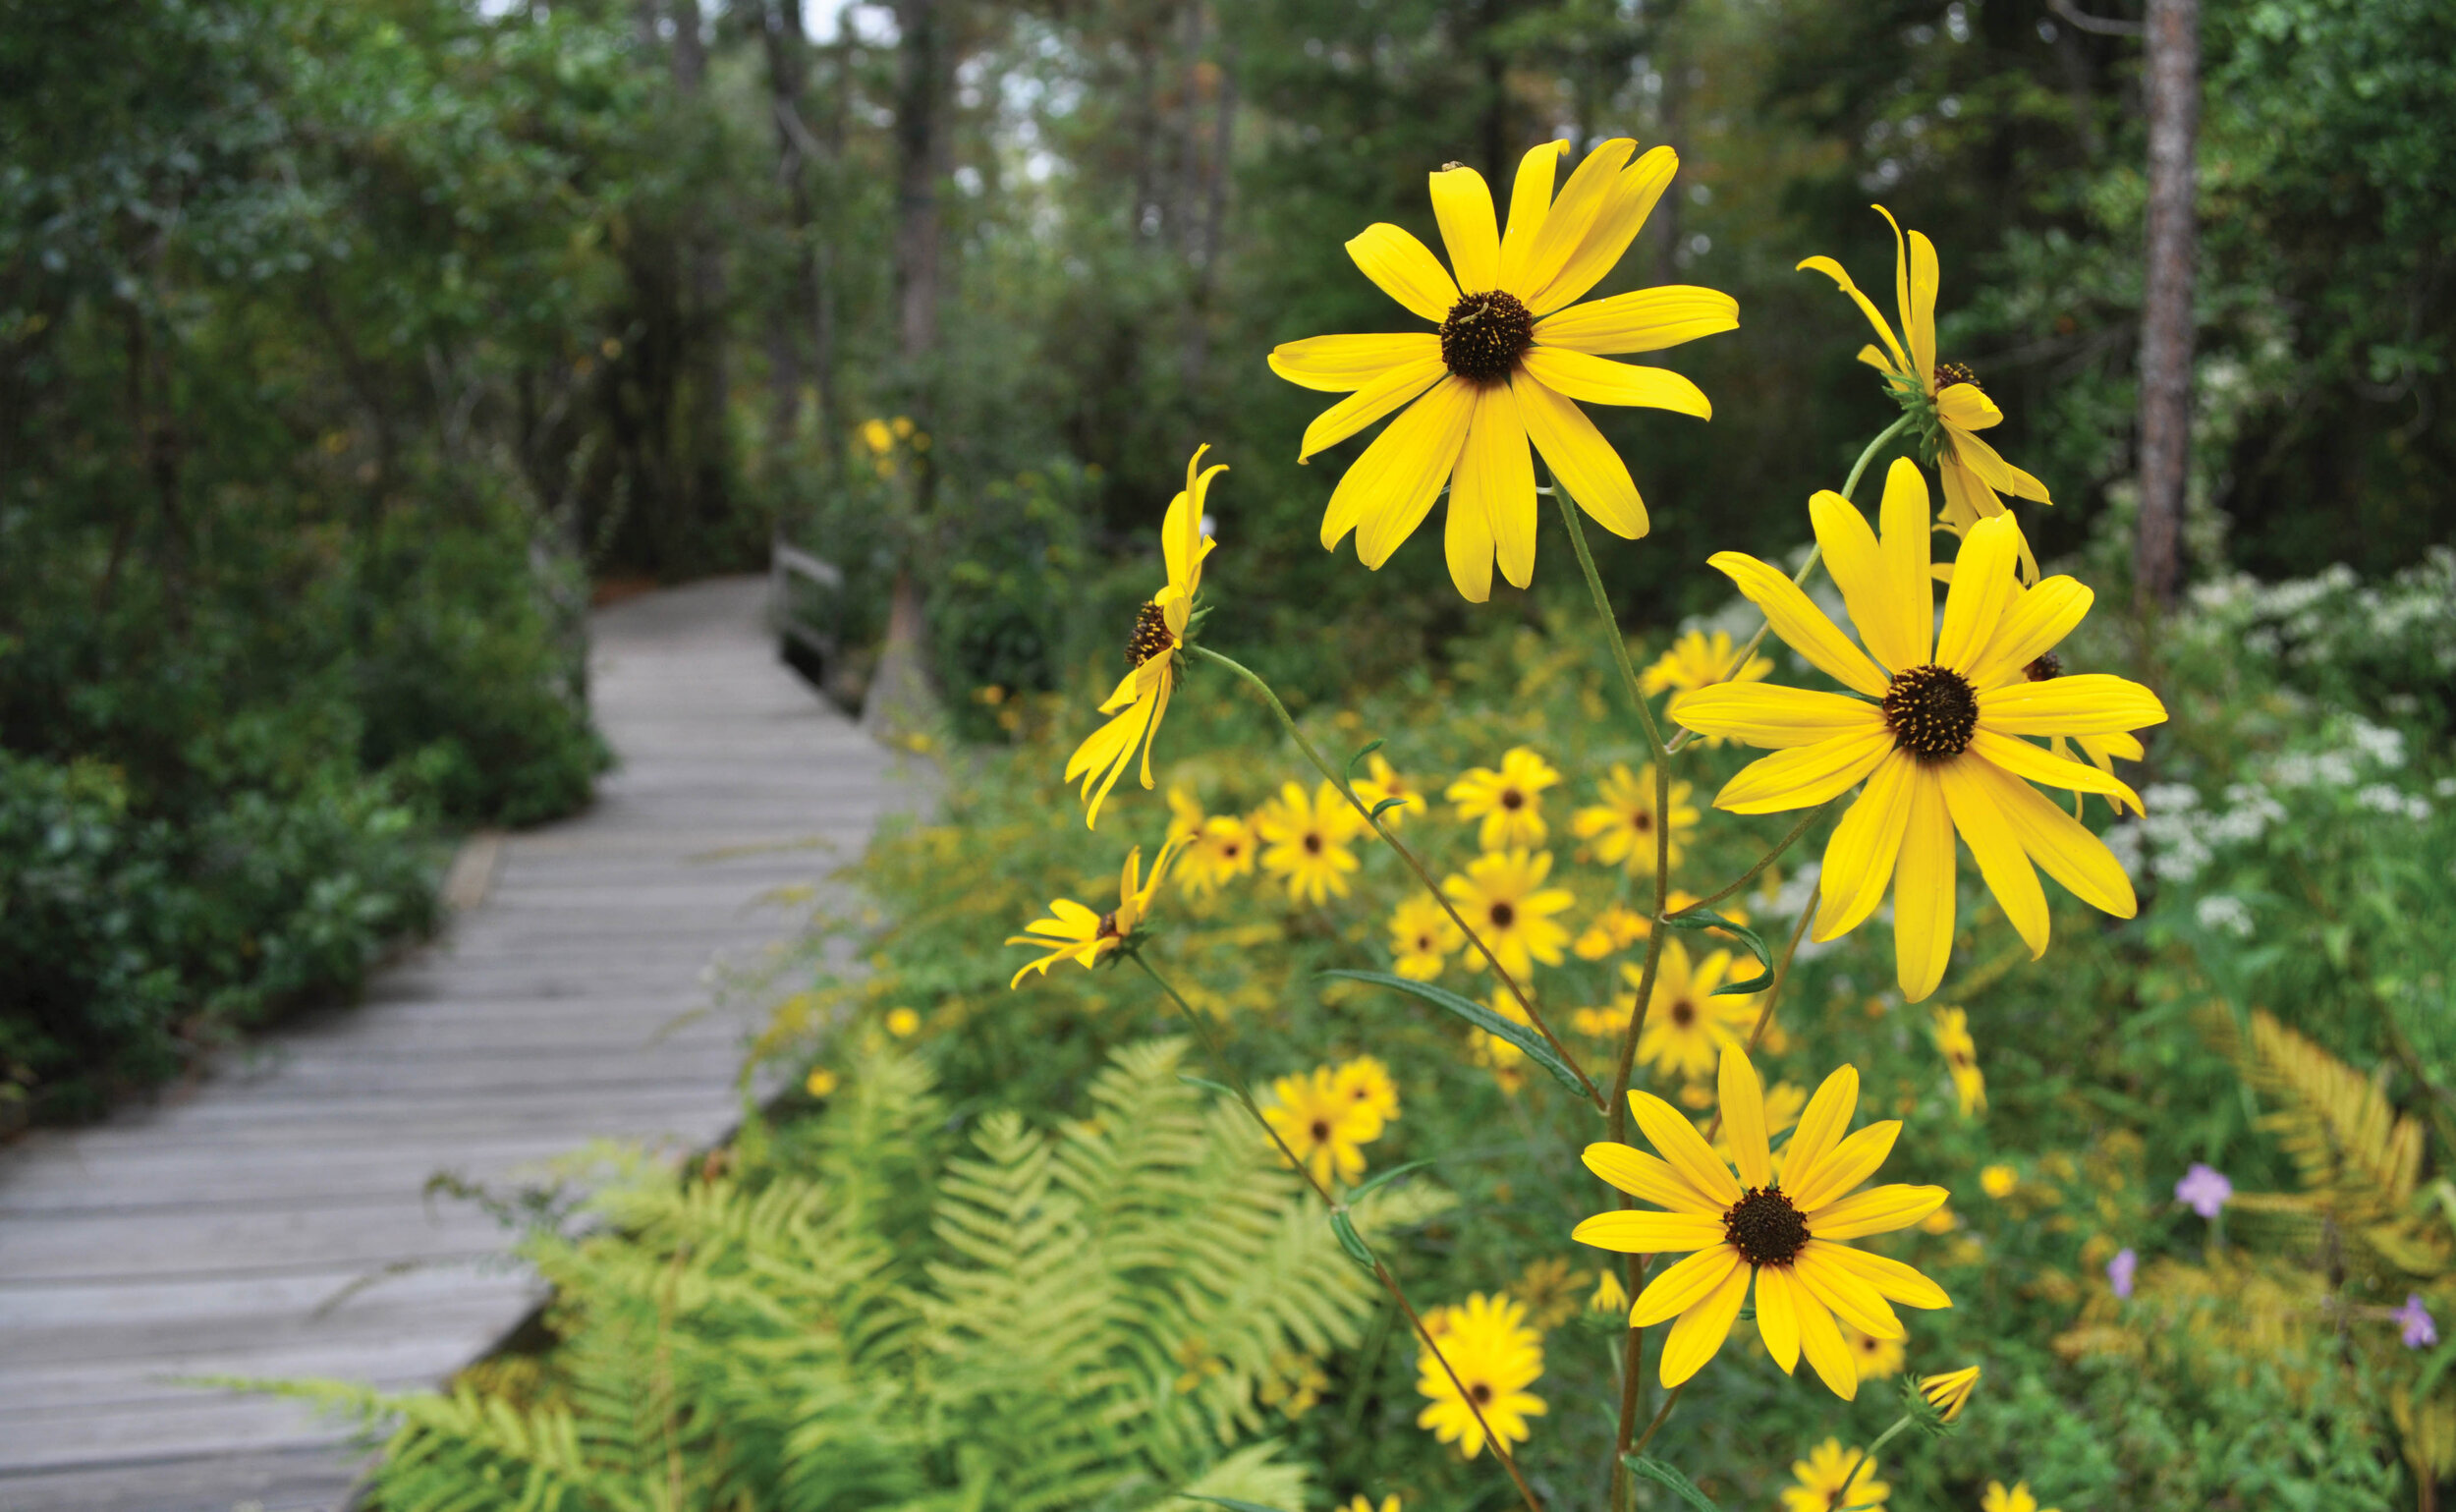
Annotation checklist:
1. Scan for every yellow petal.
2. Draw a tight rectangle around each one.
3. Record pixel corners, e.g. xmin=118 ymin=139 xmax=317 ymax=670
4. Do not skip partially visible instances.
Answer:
xmin=1978 ymin=674 xmax=2170 ymax=736
xmin=1534 ymin=284 xmax=1739 ymax=355
xmin=1794 ymin=1242 xmax=1904 ymax=1339
xmin=1877 ymin=459 xmax=1936 ymax=660
xmin=1905 ymin=223 xmax=1940 ymax=384
xmin=1938 ymin=756 xmax=2048 ymax=958
xmin=1443 ymin=440 xmax=1495 ymax=604
xmin=1269 ymin=332 xmax=1444 ymax=393
xmin=1788 ymin=1119 xmax=1902 ymax=1212
xmin=1670 ymin=685 xmax=1885 ymax=749
xmin=1428 ymin=164 xmax=1501 ymax=293
xmin=1804 ymin=1184 xmax=1948 ymax=1240
xmin=1792 ymin=1282 xmax=1859 ymax=1399
xmin=1809 ymin=1240 xmax=1953 ymax=1310
xmin=1795 ymin=253 xmax=1909 ymax=376
xmin=1814 ymin=752 xmax=1915 ymax=940
xmin=1630 ymin=1242 xmax=1741 ymax=1328
xmin=1573 ymin=1208 xmax=1728 ymax=1254
xmin=1583 ymin=1142 xmax=1721 ymax=1212
xmin=1298 ymin=357 xmax=1449 ymax=464
xmin=1811 ymin=479 xmax=1923 ymax=675
xmin=1629 ymin=1088 xmax=1744 ymax=1204
xmin=1966 ymin=576 xmax=2092 ymax=689
xmin=1516 ymin=371 xmax=1647 ymax=538
xmin=1936 ymin=513 xmax=2023 ymax=673
xmin=1326 ymin=375 xmax=1474 ymax=559
xmin=1718 ymin=1043 xmax=1773 ymax=1188
xmin=1498 ymin=140 xmax=1566 ymax=294
xmin=1514 ymin=138 xmax=1633 ymax=302
xmin=1953 ymin=426 xmax=2053 ymax=503
xmin=1162 ymin=454 xmax=1224 ymax=592
xmin=1935 ymin=381 xmax=2001 ymax=431
xmin=1970 ymin=758 xmax=2138 ymax=918
xmin=1712 ymin=727 xmax=1893 ymax=815
xmin=1657 ymin=1255 xmax=1752 ymax=1387
xmin=1784 ymin=1065 xmax=1860 ymax=1188
xmin=1532 ymin=145 xmax=1680 ymax=313
xmin=1755 ymin=1262 xmax=1803 ymax=1372
xmin=1457 ymin=381 xmax=1537 ymax=590
xmin=1704 ymin=552 xmax=1889 ymax=698
xmin=1937 ymin=453 xmax=1999 ymax=533
xmin=1891 ymin=765 xmax=1956 ymax=1002
xmin=1346 ymin=222 xmax=1461 ymax=324
xmin=1520 ymin=347 xmax=1710 ymax=417
xmin=1968 ymin=729 xmax=2143 ymax=808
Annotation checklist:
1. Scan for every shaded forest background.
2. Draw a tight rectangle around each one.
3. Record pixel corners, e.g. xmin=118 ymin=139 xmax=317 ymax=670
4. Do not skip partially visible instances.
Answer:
xmin=1 ymin=0 xmax=2450 ymax=1114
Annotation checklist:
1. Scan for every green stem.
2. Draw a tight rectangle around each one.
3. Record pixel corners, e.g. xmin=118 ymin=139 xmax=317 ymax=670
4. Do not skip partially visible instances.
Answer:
xmin=1626 ymin=1381 xmax=1685 ymax=1460
xmin=1704 ymin=886 xmax=1818 ymax=1144
xmin=1190 ymin=644 xmax=1604 ymax=1110
xmin=1831 ymin=1410 xmax=1917 ymax=1510
xmin=1127 ymin=951 xmax=1545 ymax=1512
xmin=1682 ymin=799 xmax=1836 ymax=916
xmin=1553 ymin=483 xmax=1667 ymax=760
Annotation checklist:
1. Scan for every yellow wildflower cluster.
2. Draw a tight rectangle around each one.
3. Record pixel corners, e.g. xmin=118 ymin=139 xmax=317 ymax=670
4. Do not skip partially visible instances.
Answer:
xmin=1261 ymin=1056 xmax=1400 ymax=1188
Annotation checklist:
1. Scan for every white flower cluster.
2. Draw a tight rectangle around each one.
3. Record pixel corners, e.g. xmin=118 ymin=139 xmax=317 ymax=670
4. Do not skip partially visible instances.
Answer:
xmin=2194 ymin=894 xmax=2256 ymax=939
xmin=2108 ymin=717 xmax=2430 ymax=885
xmin=2184 ymin=550 xmax=2456 ymax=679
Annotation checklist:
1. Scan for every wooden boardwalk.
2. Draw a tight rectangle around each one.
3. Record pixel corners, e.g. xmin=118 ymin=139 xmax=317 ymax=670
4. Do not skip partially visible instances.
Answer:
xmin=0 ymin=578 xmax=906 ymax=1511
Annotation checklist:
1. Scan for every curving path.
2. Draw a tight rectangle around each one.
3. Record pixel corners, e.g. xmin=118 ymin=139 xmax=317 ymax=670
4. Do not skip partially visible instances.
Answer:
xmin=0 ymin=577 xmax=905 ymax=1512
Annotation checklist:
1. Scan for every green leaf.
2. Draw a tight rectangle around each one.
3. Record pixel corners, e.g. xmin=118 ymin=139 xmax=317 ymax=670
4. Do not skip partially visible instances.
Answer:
xmin=1345 ymin=739 xmax=1385 ymax=782
xmin=1328 ymin=1209 xmax=1377 ymax=1271
xmin=1367 ymin=796 xmax=1410 ymax=822
xmin=2416 ymin=1338 xmax=2456 ymax=1407
xmin=1177 ymin=1074 xmax=1244 ymax=1101
xmin=1346 ymin=1157 xmax=1438 ymax=1204
xmin=1624 ymin=1455 xmax=1723 ymax=1511
xmin=1662 ymin=906 xmax=1774 ymax=995
xmin=1318 ymin=970 xmax=1589 ymax=1095
xmin=1182 ymin=1499 xmax=1295 ymax=1512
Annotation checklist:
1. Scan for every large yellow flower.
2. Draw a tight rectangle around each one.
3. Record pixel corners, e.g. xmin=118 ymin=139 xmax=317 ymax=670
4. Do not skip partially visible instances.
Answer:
xmin=1269 ymin=140 xmax=1737 ymax=601
xmin=1574 ymin=1043 xmax=1951 ymax=1397
xmin=1624 ymin=938 xmax=1758 ymax=1081
xmin=1800 ymin=207 xmax=2049 ymax=538
xmin=1256 ymin=780 xmax=1366 ymax=904
xmin=1005 ymin=838 xmax=1189 ymax=988
xmin=1573 ymin=761 xmax=1699 ymax=872
xmin=1670 ymin=460 xmax=2167 ymax=1000
xmin=1415 ymin=1292 xmax=1546 ymax=1460
xmin=1441 ymin=849 xmax=1574 ymax=980
xmin=1447 ymin=746 xmax=1561 ymax=850
xmin=1262 ymin=1063 xmax=1387 ymax=1186
xmin=1064 ymin=447 xmax=1224 ymax=827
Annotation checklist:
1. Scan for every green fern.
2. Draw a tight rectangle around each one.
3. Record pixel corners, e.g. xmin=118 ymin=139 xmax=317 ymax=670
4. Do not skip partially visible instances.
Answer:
xmin=255 ymin=1038 xmax=1380 ymax=1512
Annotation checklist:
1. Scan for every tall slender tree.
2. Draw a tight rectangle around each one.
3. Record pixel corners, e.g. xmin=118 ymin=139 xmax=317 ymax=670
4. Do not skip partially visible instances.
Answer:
xmin=2135 ymin=0 xmax=2199 ymax=609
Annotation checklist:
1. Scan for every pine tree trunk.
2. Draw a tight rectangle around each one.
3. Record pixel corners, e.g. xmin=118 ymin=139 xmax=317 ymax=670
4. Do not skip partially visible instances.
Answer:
xmin=2135 ymin=0 xmax=2199 ymax=611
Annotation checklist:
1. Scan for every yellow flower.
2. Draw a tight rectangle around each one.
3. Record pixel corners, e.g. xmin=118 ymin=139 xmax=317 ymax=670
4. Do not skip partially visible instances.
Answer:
xmin=1573 ymin=901 xmax=1649 ymax=960
xmin=1981 ymin=1164 xmax=2019 ymax=1199
xmin=1572 ymin=1000 xmax=1630 ymax=1040
xmin=1179 ymin=813 xmax=1257 ymax=897
xmin=1256 ymin=780 xmax=1366 ymax=904
xmin=1626 ymin=938 xmax=1758 ymax=1081
xmin=1575 ymin=1043 xmax=1952 ymax=1397
xmin=885 ymin=1007 xmax=921 ymax=1038
xmin=1920 ymin=1204 xmax=1959 ymax=1235
xmin=1441 ymin=849 xmax=1575 ymax=980
xmin=1269 ymin=140 xmax=1736 ymax=601
xmin=1920 ymin=1364 xmax=1982 ymax=1421
xmin=1672 ymin=461 xmax=2168 ymax=1000
xmin=1332 ymin=1054 xmax=1402 ymax=1127
xmin=1800 ymin=206 xmax=2051 ymax=538
xmin=1712 ymin=1080 xmax=1808 ymax=1171
xmin=1932 ymin=1006 xmax=1987 ymax=1116
xmin=1572 ymin=762 xmax=1699 ymax=872
xmin=1782 ymin=1439 xmax=1889 ymax=1512
xmin=1510 ymin=1256 xmax=1586 ymax=1330
xmin=1064 ymin=447 xmax=1224 ymax=827
xmin=1353 ymin=752 xmax=1427 ymax=828
xmin=860 ymin=417 xmax=895 ymax=455
xmin=1415 ymin=1292 xmax=1546 ymax=1459
xmin=1845 ymin=1322 xmax=1905 ymax=1382
xmin=1005 ymin=838 xmax=1190 ymax=987
xmin=803 ymin=1067 xmax=839 ymax=1097
xmin=1262 ymin=1064 xmax=1386 ymax=1186
xmin=1344 ymin=1498 xmax=1400 ymax=1512
xmin=1389 ymin=895 xmax=1464 ymax=980
xmin=1591 ymin=1266 xmax=1630 ymax=1314
xmin=1643 ymin=630 xmax=1771 ymax=747
xmin=1447 ymin=746 xmax=1561 ymax=850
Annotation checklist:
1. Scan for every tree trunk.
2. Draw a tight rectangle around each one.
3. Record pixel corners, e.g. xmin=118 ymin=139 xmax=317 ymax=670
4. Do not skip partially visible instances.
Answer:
xmin=760 ymin=0 xmax=830 ymax=460
xmin=2135 ymin=0 xmax=2199 ymax=611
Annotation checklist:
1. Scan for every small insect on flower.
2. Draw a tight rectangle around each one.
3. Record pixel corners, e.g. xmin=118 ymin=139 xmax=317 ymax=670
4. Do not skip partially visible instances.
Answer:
xmin=1919 ymin=1363 xmax=1982 ymax=1421
xmin=1415 ymin=1292 xmax=1546 ymax=1460
xmin=1352 ymin=752 xmax=1428 ymax=827
xmin=1782 ymin=1439 xmax=1888 ymax=1511
xmin=1572 ymin=761 xmax=1700 ymax=872
xmin=1672 ymin=461 xmax=2167 ymax=1000
xmin=1389 ymin=895 xmax=1466 ymax=980
xmin=1005 ymin=837 xmax=1190 ymax=988
xmin=1064 ymin=447 xmax=1225 ymax=828
xmin=1574 ymin=1042 xmax=1952 ymax=1397
xmin=1448 ymin=746 xmax=1562 ymax=850
xmin=1441 ymin=849 xmax=1576 ymax=980
xmin=1263 ymin=1063 xmax=1389 ymax=1187
xmin=1256 ymin=780 xmax=1367 ymax=904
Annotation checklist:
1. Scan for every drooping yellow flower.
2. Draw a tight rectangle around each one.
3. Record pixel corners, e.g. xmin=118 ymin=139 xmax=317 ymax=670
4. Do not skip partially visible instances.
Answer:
xmin=1269 ymin=140 xmax=1737 ymax=601
xmin=1982 ymin=1484 xmax=2058 ymax=1512
xmin=1575 ymin=1043 xmax=1952 ymax=1397
xmin=1332 ymin=1054 xmax=1402 ymax=1126
xmin=1845 ymin=1322 xmax=1906 ymax=1382
xmin=1781 ymin=1439 xmax=1889 ymax=1512
xmin=1256 ymin=780 xmax=1366 ymax=904
xmin=1573 ymin=761 xmax=1699 ymax=872
xmin=1448 ymin=746 xmax=1561 ymax=850
xmin=1671 ymin=460 xmax=2167 ymax=1001
xmin=1262 ymin=1063 xmax=1387 ymax=1187
xmin=1591 ymin=1266 xmax=1630 ymax=1314
xmin=1006 ymin=838 xmax=1190 ymax=988
xmin=1931 ymin=1007 xmax=1987 ymax=1117
xmin=1920 ymin=1363 xmax=1982 ymax=1421
xmin=1389 ymin=895 xmax=1465 ymax=980
xmin=1441 ymin=849 xmax=1575 ymax=980
xmin=1353 ymin=752 xmax=1428 ymax=828
xmin=1625 ymin=938 xmax=1758 ymax=1081
xmin=1800 ymin=206 xmax=2050 ymax=538
xmin=1064 ymin=449 xmax=1224 ymax=827
xmin=1415 ymin=1292 xmax=1546 ymax=1460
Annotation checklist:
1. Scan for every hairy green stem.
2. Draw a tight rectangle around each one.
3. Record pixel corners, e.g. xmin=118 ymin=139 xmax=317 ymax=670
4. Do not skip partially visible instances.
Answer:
xmin=1190 ymin=644 xmax=1603 ymax=1110
xmin=1626 ymin=1380 xmax=1685 ymax=1460
xmin=1831 ymin=1409 xmax=1917 ymax=1510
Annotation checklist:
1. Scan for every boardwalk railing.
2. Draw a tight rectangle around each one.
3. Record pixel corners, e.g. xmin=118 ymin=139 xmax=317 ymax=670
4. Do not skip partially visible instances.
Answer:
xmin=769 ymin=538 xmax=846 ymax=669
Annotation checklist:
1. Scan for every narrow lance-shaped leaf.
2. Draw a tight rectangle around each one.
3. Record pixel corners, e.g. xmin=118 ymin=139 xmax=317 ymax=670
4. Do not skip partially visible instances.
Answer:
xmin=1318 ymin=969 xmax=1587 ymax=1094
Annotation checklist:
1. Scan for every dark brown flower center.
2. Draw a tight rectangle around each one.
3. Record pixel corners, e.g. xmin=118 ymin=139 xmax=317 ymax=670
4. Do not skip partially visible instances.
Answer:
xmin=1096 ymin=911 xmax=1123 ymax=939
xmin=1303 ymin=832 xmax=1323 ymax=855
xmin=1440 ymin=290 xmax=1535 ymax=384
xmin=1670 ymin=999 xmax=1696 ymax=1028
xmin=1126 ymin=599 xmax=1173 ymax=666
xmin=1489 ymin=900 xmax=1516 ymax=929
xmin=1311 ymin=1119 xmax=1331 ymax=1143
xmin=1499 ymin=787 xmax=1525 ymax=811
xmin=1882 ymin=663 xmax=1979 ymax=760
xmin=1469 ymin=1380 xmax=1494 ymax=1404
xmin=1933 ymin=360 xmax=1982 ymax=392
xmin=2025 ymin=649 xmax=2063 ymax=681
xmin=1723 ymin=1185 xmax=1811 ymax=1266
xmin=1632 ymin=811 xmax=1652 ymax=831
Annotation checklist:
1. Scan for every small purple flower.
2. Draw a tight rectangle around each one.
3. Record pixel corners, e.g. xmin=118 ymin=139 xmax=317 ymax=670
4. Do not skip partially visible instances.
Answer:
xmin=2175 ymin=1162 xmax=2233 ymax=1219
xmin=2398 ymin=1294 xmax=2438 ymax=1350
xmin=2107 ymin=1247 xmax=2138 ymax=1300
